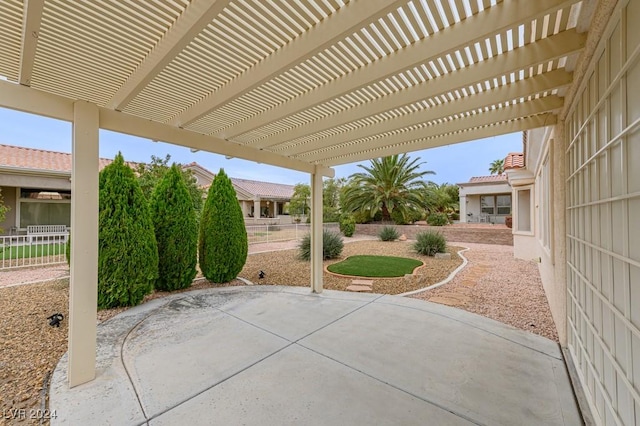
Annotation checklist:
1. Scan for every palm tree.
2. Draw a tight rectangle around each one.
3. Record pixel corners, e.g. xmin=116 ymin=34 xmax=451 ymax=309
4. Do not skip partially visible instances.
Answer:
xmin=422 ymin=183 xmax=459 ymax=214
xmin=489 ymin=158 xmax=505 ymax=175
xmin=343 ymin=154 xmax=434 ymax=222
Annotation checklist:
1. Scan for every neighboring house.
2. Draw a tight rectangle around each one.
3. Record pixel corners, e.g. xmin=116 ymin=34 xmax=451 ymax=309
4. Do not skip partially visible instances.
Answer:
xmin=0 ymin=144 xmax=295 ymax=233
xmin=183 ymin=162 xmax=295 ymax=224
xmin=457 ymin=174 xmax=512 ymax=224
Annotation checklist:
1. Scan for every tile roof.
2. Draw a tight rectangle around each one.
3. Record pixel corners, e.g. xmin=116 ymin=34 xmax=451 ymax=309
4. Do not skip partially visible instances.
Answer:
xmin=467 ymin=175 xmax=508 ymax=184
xmin=230 ymin=178 xmax=294 ymax=199
xmin=0 ymin=144 xmax=131 ymax=172
xmin=0 ymin=144 xmax=294 ymax=199
xmin=504 ymin=152 xmax=525 ymax=170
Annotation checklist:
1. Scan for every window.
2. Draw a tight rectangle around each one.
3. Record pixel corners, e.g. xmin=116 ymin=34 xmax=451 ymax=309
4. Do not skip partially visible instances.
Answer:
xmin=19 ymin=189 xmax=71 ymax=228
xmin=480 ymin=196 xmax=495 ymax=214
xmin=481 ymin=194 xmax=511 ymax=215
xmin=515 ymin=188 xmax=532 ymax=233
xmin=496 ymin=195 xmax=512 ymax=215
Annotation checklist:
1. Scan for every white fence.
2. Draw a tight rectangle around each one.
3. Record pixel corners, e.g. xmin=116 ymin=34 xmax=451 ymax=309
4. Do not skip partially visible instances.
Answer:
xmin=0 ymin=233 xmax=69 ymax=270
xmin=246 ymin=223 xmax=339 ymax=245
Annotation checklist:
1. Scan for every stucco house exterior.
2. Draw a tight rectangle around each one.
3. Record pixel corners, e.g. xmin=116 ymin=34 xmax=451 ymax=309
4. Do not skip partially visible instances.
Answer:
xmin=0 ymin=144 xmax=295 ymax=233
xmin=458 ymin=174 xmax=512 ymax=224
xmin=183 ymin=162 xmax=296 ymax=224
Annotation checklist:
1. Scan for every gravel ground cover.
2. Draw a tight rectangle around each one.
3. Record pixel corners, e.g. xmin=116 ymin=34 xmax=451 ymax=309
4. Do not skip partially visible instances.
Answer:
xmin=410 ymin=242 xmax=559 ymax=342
xmin=240 ymin=240 xmax=464 ymax=294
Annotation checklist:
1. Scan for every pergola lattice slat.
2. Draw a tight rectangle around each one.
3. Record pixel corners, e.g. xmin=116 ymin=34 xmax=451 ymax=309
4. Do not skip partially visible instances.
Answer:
xmin=216 ymin=0 xmax=580 ymax=142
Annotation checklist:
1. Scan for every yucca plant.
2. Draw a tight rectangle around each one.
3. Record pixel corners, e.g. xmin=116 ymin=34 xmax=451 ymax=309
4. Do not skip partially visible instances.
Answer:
xmin=299 ymin=229 xmax=344 ymax=261
xmin=414 ymin=231 xmax=447 ymax=256
xmin=378 ymin=226 xmax=400 ymax=241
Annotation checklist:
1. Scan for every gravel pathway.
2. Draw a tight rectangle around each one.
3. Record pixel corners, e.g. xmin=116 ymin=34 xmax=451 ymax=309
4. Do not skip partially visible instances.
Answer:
xmin=410 ymin=242 xmax=559 ymax=342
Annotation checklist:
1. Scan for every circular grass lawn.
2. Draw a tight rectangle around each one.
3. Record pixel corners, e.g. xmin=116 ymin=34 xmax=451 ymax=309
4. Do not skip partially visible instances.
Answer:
xmin=327 ymin=255 xmax=423 ymax=278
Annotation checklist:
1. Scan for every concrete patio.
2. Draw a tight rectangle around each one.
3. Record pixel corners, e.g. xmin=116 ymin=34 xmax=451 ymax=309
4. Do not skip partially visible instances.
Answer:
xmin=50 ymin=286 xmax=582 ymax=425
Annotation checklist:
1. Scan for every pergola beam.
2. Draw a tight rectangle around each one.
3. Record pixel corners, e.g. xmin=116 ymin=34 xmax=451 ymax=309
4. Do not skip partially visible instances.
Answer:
xmin=250 ymin=30 xmax=586 ymax=150
xmin=107 ymin=0 xmax=230 ymax=111
xmin=0 ymin=81 xmax=334 ymax=177
xmin=310 ymin=96 xmax=563 ymax=163
xmin=172 ymin=0 xmax=408 ymax=128
xmin=286 ymin=69 xmax=572 ymax=157
xmin=323 ymin=113 xmax=558 ymax=166
xmin=99 ymin=109 xmax=332 ymax=177
xmin=18 ymin=0 xmax=45 ymax=86
xmin=221 ymin=0 xmax=580 ymax=140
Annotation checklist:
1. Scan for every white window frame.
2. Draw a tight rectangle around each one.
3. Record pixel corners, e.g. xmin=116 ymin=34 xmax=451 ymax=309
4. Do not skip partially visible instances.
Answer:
xmin=513 ymin=185 xmax=534 ymax=236
xmin=17 ymin=187 xmax=72 ymax=230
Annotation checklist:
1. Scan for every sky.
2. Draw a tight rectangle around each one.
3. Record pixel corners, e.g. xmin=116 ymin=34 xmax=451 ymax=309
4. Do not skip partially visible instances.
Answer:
xmin=0 ymin=107 xmax=522 ymax=185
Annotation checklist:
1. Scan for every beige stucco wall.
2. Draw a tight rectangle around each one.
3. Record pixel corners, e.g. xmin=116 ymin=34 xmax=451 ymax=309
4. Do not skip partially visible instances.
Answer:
xmin=513 ymin=234 xmax=539 ymax=261
xmin=0 ymin=173 xmax=71 ymax=190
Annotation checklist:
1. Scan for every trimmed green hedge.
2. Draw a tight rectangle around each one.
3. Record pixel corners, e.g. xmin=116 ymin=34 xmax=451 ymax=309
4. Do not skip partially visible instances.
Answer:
xmin=150 ymin=164 xmax=198 ymax=291
xmin=98 ymin=153 xmax=158 ymax=309
xmin=199 ymin=169 xmax=248 ymax=283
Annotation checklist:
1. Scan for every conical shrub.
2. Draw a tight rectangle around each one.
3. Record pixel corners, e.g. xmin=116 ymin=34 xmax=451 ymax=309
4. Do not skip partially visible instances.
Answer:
xmin=150 ymin=164 xmax=198 ymax=291
xmin=199 ymin=169 xmax=248 ymax=283
xmin=98 ymin=153 xmax=158 ymax=308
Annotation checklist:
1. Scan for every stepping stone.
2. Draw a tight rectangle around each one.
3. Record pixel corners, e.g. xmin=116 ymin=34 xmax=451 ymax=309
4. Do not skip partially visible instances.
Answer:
xmin=346 ymin=285 xmax=372 ymax=292
xmin=352 ymin=279 xmax=374 ymax=286
xmin=428 ymin=293 xmax=471 ymax=306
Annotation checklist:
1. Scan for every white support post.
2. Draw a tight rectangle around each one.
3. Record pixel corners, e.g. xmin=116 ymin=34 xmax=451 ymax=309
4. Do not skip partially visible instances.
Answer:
xmin=459 ymin=195 xmax=467 ymax=223
xmin=253 ymin=199 xmax=260 ymax=224
xmin=68 ymin=101 xmax=99 ymax=387
xmin=310 ymin=169 xmax=323 ymax=293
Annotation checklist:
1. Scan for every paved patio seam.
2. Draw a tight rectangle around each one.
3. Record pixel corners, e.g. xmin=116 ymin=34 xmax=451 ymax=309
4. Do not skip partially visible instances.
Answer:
xmin=140 ymin=292 xmax=385 ymax=422
xmin=212 ymin=292 xmax=385 ymax=345
xmin=295 ymin=341 xmax=485 ymax=426
xmin=144 ymin=343 xmax=295 ymax=423
xmin=373 ymin=299 xmax=562 ymax=360
xmin=120 ymin=297 xmax=190 ymax=423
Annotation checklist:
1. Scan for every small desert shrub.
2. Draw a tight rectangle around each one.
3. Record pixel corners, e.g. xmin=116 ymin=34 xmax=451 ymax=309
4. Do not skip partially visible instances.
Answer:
xmin=339 ymin=215 xmax=356 ymax=237
xmin=427 ymin=212 xmax=449 ymax=226
xmin=379 ymin=225 xmax=400 ymax=241
xmin=414 ymin=231 xmax=447 ymax=256
xmin=299 ymin=229 xmax=344 ymax=260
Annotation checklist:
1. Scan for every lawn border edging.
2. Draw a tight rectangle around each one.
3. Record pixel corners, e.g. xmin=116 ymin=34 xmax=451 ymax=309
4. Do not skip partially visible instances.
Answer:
xmin=398 ymin=245 xmax=470 ymax=297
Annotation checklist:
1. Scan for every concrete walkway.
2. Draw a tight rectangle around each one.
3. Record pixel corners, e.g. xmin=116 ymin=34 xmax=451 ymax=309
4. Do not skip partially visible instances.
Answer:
xmin=50 ymin=286 xmax=582 ymax=426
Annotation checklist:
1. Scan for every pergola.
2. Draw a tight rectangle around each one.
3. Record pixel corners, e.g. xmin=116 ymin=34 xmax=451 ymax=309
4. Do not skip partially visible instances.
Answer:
xmin=0 ymin=0 xmax=587 ymax=387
